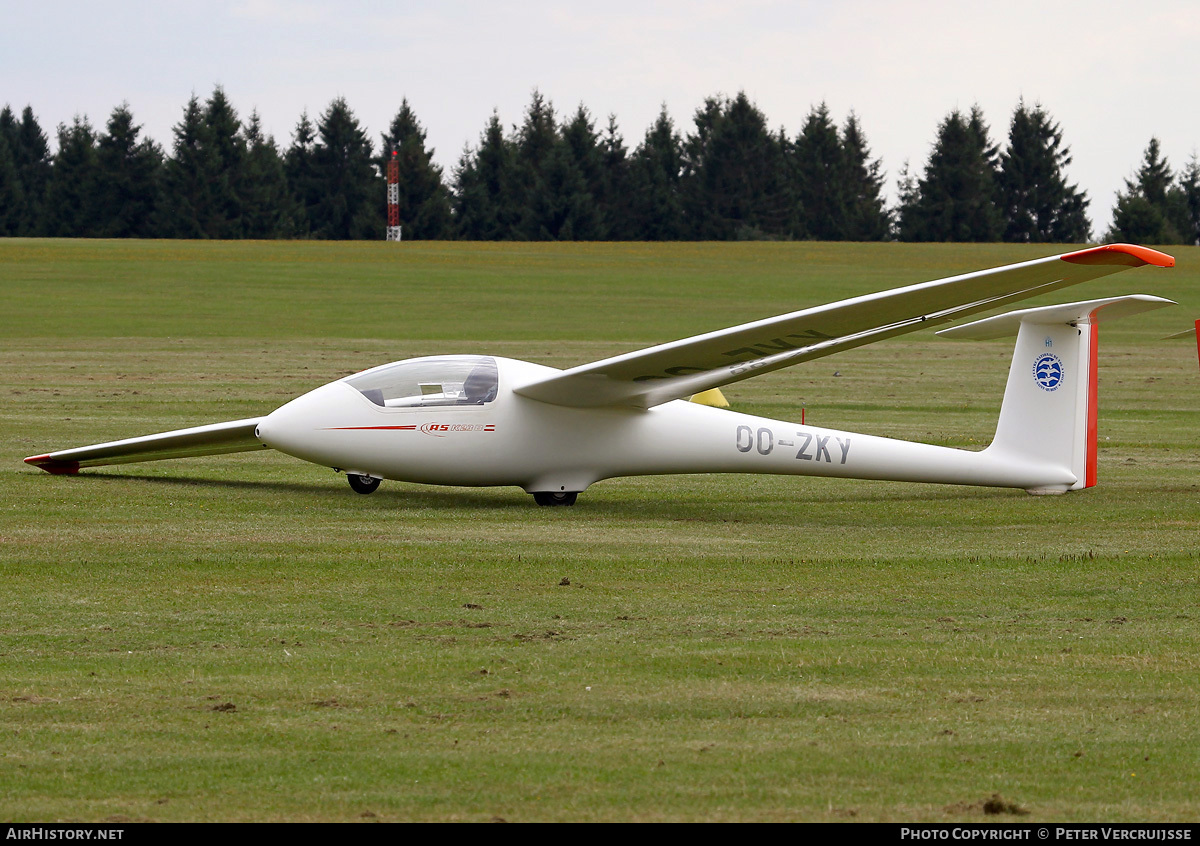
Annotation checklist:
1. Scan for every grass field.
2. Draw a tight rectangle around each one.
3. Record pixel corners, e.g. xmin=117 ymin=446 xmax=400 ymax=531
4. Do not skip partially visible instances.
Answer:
xmin=1 ymin=239 xmax=1197 ymax=822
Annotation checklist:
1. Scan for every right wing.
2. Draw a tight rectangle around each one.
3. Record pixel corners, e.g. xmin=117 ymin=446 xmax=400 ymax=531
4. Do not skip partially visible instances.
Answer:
xmin=25 ymin=418 xmax=268 ymax=474
xmin=514 ymin=244 xmax=1175 ymax=409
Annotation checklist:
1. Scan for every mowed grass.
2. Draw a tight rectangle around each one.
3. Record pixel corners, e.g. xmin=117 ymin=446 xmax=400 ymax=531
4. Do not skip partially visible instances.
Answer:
xmin=1 ymin=239 xmax=1198 ymax=822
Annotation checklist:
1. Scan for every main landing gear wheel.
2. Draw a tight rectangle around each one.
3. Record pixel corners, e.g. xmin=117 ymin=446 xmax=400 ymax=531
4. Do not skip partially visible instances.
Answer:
xmin=533 ymin=491 xmax=578 ymax=507
xmin=347 ymin=474 xmax=381 ymax=494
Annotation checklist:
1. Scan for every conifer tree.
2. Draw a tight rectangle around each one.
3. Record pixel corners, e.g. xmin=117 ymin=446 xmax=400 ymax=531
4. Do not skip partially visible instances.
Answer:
xmin=0 ymin=107 xmax=17 ymax=153
xmin=998 ymin=101 xmax=1089 ymax=242
xmin=627 ymin=106 xmax=685 ymax=241
xmin=839 ymin=113 xmax=889 ymax=241
xmin=306 ymin=98 xmax=379 ymax=239
xmin=681 ymin=92 xmax=790 ymax=240
xmin=157 ymin=94 xmax=212 ymax=237
xmin=452 ymin=111 xmax=518 ymax=240
xmin=43 ymin=117 xmax=100 ymax=237
xmin=600 ymin=115 xmax=633 ymax=240
xmin=284 ymin=111 xmax=318 ymax=237
xmin=897 ymin=106 xmax=1002 ymax=241
xmin=1108 ymin=139 xmax=1182 ymax=243
xmin=94 ymin=103 xmax=162 ymax=238
xmin=203 ymin=87 xmax=246 ymax=238
xmin=792 ymin=103 xmax=844 ymax=239
xmin=12 ymin=106 xmax=51 ymax=234
xmin=0 ymin=128 xmax=24 ymax=236
xmin=241 ymin=111 xmax=298 ymax=238
xmin=553 ymin=105 xmax=605 ymax=239
xmin=512 ymin=89 xmax=560 ymax=239
xmin=1173 ymin=155 xmax=1200 ymax=246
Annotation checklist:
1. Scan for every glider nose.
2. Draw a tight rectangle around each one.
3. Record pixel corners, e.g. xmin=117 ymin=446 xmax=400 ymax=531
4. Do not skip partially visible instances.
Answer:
xmin=256 ymin=381 xmax=357 ymax=462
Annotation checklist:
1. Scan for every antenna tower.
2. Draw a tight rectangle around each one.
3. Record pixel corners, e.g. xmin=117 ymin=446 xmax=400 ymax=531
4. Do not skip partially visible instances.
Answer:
xmin=386 ymin=149 xmax=401 ymax=241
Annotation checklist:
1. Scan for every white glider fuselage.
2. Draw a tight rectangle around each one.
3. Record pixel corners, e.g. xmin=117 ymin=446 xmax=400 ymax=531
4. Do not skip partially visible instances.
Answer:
xmin=257 ymin=355 xmax=1071 ymax=496
xmin=26 ymin=245 xmax=1176 ymax=505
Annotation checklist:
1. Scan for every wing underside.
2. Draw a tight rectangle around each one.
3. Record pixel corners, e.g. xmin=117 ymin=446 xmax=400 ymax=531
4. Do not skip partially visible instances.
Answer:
xmin=25 ymin=418 xmax=267 ymax=474
xmin=513 ymin=244 xmax=1174 ymax=409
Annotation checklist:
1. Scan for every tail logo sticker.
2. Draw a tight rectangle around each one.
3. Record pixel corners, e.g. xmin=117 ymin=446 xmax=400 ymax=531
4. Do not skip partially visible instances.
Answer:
xmin=1033 ymin=353 xmax=1064 ymax=392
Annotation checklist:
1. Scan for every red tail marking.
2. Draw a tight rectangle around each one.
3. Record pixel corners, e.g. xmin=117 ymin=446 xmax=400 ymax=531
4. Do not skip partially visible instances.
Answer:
xmin=1086 ymin=323 xmax=1099 ymax=488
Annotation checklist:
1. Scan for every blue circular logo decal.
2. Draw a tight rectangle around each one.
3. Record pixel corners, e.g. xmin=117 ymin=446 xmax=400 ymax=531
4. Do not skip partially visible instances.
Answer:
xmin=1033 ymin=353 xmax=1064 ymax=391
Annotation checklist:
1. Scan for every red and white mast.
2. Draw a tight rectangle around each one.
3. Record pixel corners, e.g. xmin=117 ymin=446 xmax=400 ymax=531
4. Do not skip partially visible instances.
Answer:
xmin=386 ymin=149 xmax=401 ymax=241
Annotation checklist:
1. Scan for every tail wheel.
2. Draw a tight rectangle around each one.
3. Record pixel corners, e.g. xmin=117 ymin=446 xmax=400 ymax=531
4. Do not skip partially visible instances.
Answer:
xmin=533 ymin=491 xmax=578 ymax=507
xmin=347 ymin=473 xmax=381 ymax=495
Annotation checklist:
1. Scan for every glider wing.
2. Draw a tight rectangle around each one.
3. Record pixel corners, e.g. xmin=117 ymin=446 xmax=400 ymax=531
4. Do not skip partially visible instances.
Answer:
xmin=24 ymin=418 xmax=267 ymax=475
xmin=513 ymin=244 xmax=1174 ymax=409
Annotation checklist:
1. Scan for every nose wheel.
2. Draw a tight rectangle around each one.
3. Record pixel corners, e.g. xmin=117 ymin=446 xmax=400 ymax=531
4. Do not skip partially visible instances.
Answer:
xmin=533 ymin=491 xmax=578 ymax=507
xmin=347 ymin=473 xmax=381 ymax=494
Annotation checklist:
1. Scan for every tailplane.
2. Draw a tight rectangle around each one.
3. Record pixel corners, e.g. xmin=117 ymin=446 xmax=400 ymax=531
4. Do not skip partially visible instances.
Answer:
xmin=938 ymin=295 xmax=1174 ymax=494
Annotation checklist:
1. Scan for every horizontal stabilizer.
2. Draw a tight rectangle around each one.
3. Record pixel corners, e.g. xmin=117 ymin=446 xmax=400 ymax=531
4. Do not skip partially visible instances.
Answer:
xmin=1164 ymin=322 xmax=1199 ymax=340
xmin=937 ymin=295 xmax=1176 ymax=340
xmin=25 ymin=418 xmax=267 ymax=474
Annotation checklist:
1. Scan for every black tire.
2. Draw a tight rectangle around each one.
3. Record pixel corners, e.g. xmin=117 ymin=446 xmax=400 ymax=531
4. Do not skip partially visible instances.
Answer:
xmin=533 ymin=491 xmax=578 ymax=507
xmin=347 ymin=473 xmax=381 ymax=494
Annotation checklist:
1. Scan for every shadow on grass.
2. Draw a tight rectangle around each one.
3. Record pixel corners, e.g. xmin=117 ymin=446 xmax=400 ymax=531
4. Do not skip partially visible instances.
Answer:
xmin=57 ymin=469 xmax=1027 ymax=525
xmin=62 ymin=471 xmax=537 ymax=511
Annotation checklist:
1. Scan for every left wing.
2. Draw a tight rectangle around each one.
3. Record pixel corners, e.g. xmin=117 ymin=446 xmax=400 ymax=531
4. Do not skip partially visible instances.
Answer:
xmin=25 ymin=418 xmax=267 ymax=474
xmin=513 ymin=244 xmax=1174 ymax=409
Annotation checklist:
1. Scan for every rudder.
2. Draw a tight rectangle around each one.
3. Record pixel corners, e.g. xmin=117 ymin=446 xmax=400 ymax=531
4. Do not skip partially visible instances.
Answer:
xmin=937 ymin=296 xmax=1174 ymax=493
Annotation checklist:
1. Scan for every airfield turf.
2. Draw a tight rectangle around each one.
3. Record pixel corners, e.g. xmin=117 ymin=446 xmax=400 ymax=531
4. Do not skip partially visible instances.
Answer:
xmin=1 ymin=239 xmax=1198 ymax=822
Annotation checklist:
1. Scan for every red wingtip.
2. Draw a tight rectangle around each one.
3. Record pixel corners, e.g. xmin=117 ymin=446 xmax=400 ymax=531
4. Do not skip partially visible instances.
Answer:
xmin=24 ymin=454 xmax=81 ymax=475
xmin=1061 ymin=244 xmax=1175 ymax=268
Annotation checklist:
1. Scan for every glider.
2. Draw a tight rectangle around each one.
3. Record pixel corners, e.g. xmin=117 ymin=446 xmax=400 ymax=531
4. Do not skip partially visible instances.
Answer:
xmin=25 ymin=244 xmax=1174 ymax=505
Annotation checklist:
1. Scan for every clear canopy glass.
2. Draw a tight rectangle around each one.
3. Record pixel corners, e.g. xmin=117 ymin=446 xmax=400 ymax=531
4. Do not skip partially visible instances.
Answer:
xmin=344 ymin=356 xmax=498 ymax=408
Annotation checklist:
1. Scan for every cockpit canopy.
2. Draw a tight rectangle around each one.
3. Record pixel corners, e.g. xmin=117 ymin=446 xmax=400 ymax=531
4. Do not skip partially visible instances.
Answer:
xmin=344 ymin=356 xmax=499 ymax=408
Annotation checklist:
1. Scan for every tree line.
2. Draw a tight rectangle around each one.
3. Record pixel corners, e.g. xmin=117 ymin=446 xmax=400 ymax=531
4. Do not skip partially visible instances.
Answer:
xmin=1 ymin=88 xmax=1197 ymax=244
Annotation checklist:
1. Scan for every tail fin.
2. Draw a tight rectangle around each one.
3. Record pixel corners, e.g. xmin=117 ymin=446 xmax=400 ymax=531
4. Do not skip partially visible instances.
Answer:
xmin=938 ymin=296 xmax=1174 ymax=493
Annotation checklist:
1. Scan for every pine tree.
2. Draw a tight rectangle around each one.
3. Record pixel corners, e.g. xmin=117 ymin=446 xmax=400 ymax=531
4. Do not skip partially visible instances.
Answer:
xmin=241 ymin=111 xmax=298 ymax=238
xmin=792 ymin=103 xmax=845 ymax=239
xmin=998 ymin=101 xmax=1089 ymax=242
xmin=893 ymin=160 xmax=918 ymax=239
xmin=512 ymin=89 xmax=560 ymax=239
xmin=94 ymin=103 xmax=162 ymax=238
xmin=43 ymin=117 xmax=100 ymax=237
xmin=1108 ymin=139 xmax=1182 ymax=243
xmin=307 ymin=98 xmax=379 ymax=239
xmin=12 ymin=106 xmax=52 ymax=234
xmin=378 ymin=99 xmax=453 ymax=239
xmin=840 ymin=113 xmax=889 ymax=241
xmin=681 ymin=92 xmax=791 ymax=240
xmin=680 ymin=96 xmax=726 ymax=238
xmin=0 ymin=128 xmax=24 ymax=236
xmin=1133 ymin=137 xmax=1173 ymax=205
xmin=452 ymin=111 xmax=518 ymax=240
xmin=627 ymin=106 xmax=685 ymax=240
xmin=553 ymin=105 xmax=605 ymax=239
xmin=0 ymin=106 xmax=17 ymax=151
xmin=1173 ymin=155 xmax=1200 ymax=246
xmin=203 ymin=87 xmax=246 ymax=238
xmin=600 ymin=115 xmax=633 ymax=240
xmin=284 ymin=111 xmax=318 ymax=237
xmin=157 ymin=94 xmax=212 ymax=237
xmin=897 ymin=106 xmax=1002 ymax=242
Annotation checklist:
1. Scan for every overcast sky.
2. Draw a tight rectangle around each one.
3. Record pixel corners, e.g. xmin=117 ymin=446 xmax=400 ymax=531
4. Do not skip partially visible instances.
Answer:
xmin=5 ymin=0 xmax=1197 ymax=235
